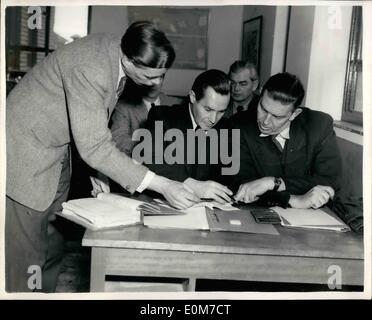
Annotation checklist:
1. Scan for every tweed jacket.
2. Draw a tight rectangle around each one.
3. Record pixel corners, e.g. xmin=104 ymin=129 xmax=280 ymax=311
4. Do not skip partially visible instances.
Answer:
xmin=6 ymin=34 xmax=148 ymax=211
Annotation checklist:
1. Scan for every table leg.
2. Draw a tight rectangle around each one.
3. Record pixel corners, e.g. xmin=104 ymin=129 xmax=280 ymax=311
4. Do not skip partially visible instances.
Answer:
xmin=186 ymin=277 xmax=196 ymax=291
xmin=90 ymin=247 xmax=107 ymax=292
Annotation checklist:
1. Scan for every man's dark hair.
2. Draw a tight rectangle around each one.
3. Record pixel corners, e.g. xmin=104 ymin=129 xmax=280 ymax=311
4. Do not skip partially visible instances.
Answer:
xmin=261 ymin=72 xmax=305 ymax=108
xmin=229 ymin=60 xmax=258 ymax=81
xmin=121 ymin=21 xmax=175 ymax=69
xmin=191 ymin=69 xmax=230 ymax=101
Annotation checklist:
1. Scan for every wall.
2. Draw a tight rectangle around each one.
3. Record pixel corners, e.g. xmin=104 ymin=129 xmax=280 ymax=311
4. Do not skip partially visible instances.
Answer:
xmin=89 ymin=5 xmax=355 ymax=121
xmin=90 ymin=6 xmax=243 ymax=96
xmin=306 ymin=6 xmax=352 ymax=120
xmin=90 ymin=6 xmax=128 ymax=37
xmin=284 ymin=6 xmax=353 ymax=121
xmin=164 ymin=6 xmax=243 ymax=96
xmin=285 ymin=6 xmax=315 ymax=103
xmin=270 ymin=6 xmax=289 ymax=75
xmin=243 ymin=5 xmax=277 ymax=84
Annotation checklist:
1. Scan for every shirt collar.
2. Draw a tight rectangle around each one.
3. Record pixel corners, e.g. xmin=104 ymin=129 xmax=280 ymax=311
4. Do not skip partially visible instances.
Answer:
xmin=279 ymin=125 xmax=290 ymax=139
xmin=188 ymin=104 xmax=198 ymax=131
xmin=118 ymin=58 xmax=126 ymax=86
xmin=232 ymin=94 xmax=255 ymax=112
xmin=232 ymin=100 xmax=249 ymax=112
xmin=143 ymin=97 xmax=161 ymax=111
xmin=259 ymin=123 xmax=291 ymax=139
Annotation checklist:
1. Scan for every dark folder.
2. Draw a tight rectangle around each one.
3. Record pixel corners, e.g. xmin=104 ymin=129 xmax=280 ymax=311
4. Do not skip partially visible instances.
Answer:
xmin=205 ymin=208 xmax=279 ymax=236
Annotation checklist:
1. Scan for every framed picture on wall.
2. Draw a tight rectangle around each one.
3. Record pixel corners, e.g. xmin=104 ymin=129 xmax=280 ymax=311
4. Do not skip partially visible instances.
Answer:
xmin=242 ymin=16 xmax=262 ymax=72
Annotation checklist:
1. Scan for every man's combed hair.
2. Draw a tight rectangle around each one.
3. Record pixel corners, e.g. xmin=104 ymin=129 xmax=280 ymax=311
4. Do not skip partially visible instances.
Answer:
xmin=229 ymin=60 xmax=258 ymax=80
xmin=262 ymin=72 xmax=305 ymax=108
xmin=121 ymin=21 xmax=176 ymax=69
xmin=191 ymin=69 xmax=230 ymax=101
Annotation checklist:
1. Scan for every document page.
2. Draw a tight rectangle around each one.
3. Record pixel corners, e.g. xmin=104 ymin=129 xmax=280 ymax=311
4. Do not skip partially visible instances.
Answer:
xmin=272 ymin=207 xmax=350 ymax=231
xmin=143 ymin=206 xmax=209 ymax=230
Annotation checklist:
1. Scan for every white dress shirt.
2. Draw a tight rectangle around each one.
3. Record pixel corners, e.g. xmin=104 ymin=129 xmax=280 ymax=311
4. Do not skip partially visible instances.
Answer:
xmin=143 ymin=97 xmax=161 ymax=112
xmin=259 ymin=124 xmax=290 ymax=149
xmin=188 ymin=104 xmax=198 ymax=131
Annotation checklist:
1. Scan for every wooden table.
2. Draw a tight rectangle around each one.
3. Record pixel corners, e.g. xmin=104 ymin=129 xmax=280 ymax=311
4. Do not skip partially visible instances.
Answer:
xmin=82 ymin=217 xmax=364 ymax=292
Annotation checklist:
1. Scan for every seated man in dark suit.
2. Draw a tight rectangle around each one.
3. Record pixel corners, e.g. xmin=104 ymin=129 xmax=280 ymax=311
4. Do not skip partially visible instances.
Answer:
xmin=224 ymin=60 xmax=260 ymax=121
xmin=234 ymin=72 xmax=342 ymax=209
xmin=110 ymin=76 xmax=183 ymax=156
xmin=139 ymin=69 xmax=236 ymax=204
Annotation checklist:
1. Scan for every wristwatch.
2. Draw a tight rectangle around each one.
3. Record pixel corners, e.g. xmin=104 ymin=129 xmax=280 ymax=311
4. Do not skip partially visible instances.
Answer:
xmin=273 ymin=177 xmax=282 ymax=191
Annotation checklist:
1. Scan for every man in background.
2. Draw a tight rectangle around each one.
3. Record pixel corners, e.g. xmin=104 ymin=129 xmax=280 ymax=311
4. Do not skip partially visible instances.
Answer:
xmin=234 ymin=72 xmax=341 ymax=209
xmin=224 ymin=60 xmax=260 ymax=120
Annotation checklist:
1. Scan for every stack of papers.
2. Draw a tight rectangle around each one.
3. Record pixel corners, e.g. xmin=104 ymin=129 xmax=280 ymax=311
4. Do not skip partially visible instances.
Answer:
xmin=60 ymin=193 xmax=175 ymax=230
xmin=272 ymin=207 xmax=350 ymax=232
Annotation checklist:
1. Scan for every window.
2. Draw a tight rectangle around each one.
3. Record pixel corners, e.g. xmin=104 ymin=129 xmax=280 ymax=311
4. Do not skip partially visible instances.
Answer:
xmin=6 ymin=7 xmax=51 ymax=75
xmin=6 ymin=6 xmax=89 ymax=95
xmin=342 ymin=6 xmax=363 ymax=125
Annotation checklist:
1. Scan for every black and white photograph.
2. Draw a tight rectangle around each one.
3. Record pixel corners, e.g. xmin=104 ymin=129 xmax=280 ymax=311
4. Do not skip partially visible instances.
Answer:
xmin=0 ymin=0 xmax=370 ymax=302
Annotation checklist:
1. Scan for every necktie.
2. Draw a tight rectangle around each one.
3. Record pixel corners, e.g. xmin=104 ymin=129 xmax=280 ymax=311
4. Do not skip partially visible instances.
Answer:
xmin=271 ymin=135 xmax=284 ymax=153
xmin=151 ymin=103 xmax=156 ymax=109
xmin=116 ymin=76 xmax=126 ymax=97
xmin=236 ymin=105 xmax=244 ymax=114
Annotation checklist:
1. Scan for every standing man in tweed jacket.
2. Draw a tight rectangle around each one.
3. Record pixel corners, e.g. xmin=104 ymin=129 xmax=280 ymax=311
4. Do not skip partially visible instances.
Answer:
xmin=6 ymin=21 xmax=198 ymax=292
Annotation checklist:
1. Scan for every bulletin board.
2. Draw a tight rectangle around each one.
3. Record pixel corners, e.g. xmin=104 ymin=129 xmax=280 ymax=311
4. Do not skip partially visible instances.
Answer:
xmin=128 ymin=7 xmax=209 ymax=70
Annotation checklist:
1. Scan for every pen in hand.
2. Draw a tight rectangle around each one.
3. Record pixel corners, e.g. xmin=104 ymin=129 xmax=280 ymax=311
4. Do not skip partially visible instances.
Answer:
xmin=201 ymin=196 xmax=237 ymax=204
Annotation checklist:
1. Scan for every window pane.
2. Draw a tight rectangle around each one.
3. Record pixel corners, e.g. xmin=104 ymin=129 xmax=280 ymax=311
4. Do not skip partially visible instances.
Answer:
xmin=342 ymin=6 xmax=362 ymax=125
xmin=7 ymin=6 xmax=48 ymax=48
xmin=19 ymin=51 xmax=45 ymax=72
xmin=354 ymin=71 xmax=363 ymax=113
xmin=49 ymin=6 xmax=88 ymax=50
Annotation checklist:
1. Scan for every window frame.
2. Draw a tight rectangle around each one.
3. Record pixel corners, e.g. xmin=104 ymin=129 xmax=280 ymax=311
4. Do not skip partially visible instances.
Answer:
xmin=342 ymin=6 xmax=363 ymax=125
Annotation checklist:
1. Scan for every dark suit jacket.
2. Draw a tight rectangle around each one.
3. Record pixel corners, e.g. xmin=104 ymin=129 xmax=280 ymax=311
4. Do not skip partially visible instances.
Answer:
xmin=224 ymin=93 xmax=260 ymax=121
xmin=143 ymin=104 xmax=233 ymax=184
xmin=6 ymin=34 xmax=148 ymax=210
xmin=234 ymin=107 xmax=342 ymax=195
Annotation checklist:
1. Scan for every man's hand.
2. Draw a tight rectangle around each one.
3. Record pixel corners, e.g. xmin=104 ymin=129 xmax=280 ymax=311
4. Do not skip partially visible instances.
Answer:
xmin=148 ymin=175 xmax=200 ymax=209
xmin=184 ymin=178 xmax=233 ymax=204
xmin=90 ymin=174 xmax=110 ymax=197
xmin=235 ymin=177 xmax=275 ymax=203
xmin=289 ymin=185 xmax=335 ymax=209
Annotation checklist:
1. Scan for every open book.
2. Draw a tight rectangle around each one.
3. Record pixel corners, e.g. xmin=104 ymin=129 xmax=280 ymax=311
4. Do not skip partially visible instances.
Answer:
xmin=272 ymin=207 xmax=350 ymax=232
xmin=59 ymin=193 xmax=181 ymax=230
